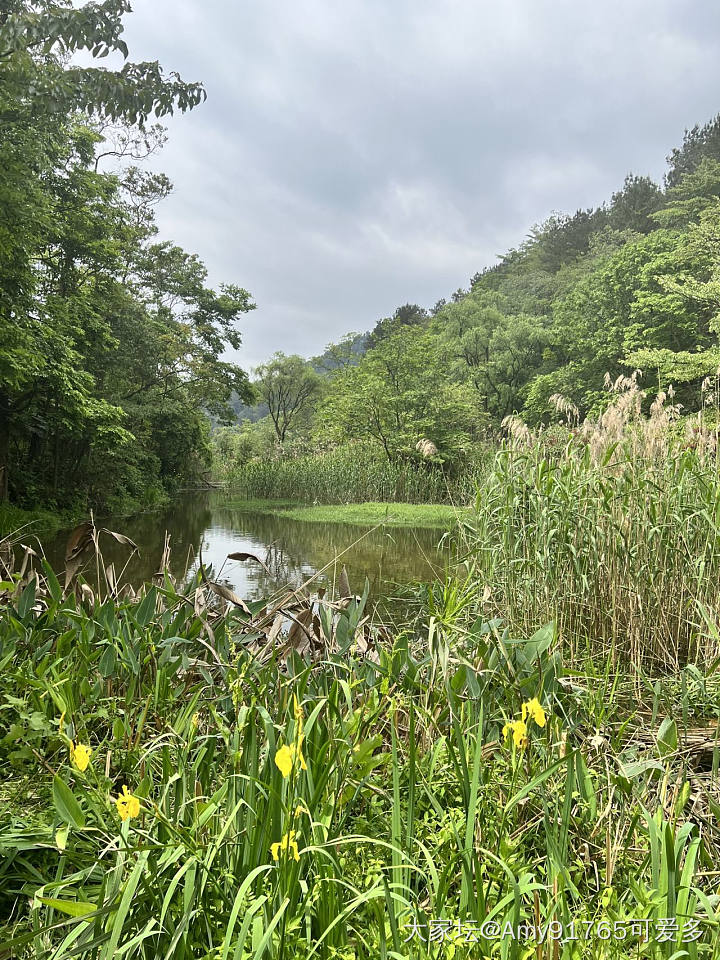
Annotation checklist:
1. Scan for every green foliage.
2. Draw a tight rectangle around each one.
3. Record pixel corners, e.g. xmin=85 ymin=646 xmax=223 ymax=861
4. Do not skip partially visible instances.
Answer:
xmin=220 ymin=442 xmax=484 ymax=504
xmin=316 ymin=329 xmax=486 ymax=463
xmin=201 ymin=110 xmax=720 ymax=504
xmin=0 ymin=1 xmax=206 ymax=124
xmin=2 ymin=534 xmax=720 ymax=956
xmin=0 ymin=1 xmax=253 ymax=510
xmin=254 ymin=353 xmax=322 ymax=444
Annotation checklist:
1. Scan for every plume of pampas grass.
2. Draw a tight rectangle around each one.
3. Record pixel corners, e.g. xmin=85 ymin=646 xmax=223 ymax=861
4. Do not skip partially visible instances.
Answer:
xmin=415 ymin=438 xmax=438 ymax=458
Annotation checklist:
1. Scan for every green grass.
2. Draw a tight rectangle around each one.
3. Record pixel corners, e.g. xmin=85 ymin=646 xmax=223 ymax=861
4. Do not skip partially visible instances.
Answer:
xmin=0 ymin=503 xmax=71 ymax=538
xmin=228 ymin=498 xmax=470 ymax=528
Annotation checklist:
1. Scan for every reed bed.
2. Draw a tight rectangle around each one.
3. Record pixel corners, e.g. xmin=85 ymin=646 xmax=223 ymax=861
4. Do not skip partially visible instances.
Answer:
xmin=225 ymin=443 xmax=484 ymax=505
xmin=469 ymin=378 xmax=720 ymax=671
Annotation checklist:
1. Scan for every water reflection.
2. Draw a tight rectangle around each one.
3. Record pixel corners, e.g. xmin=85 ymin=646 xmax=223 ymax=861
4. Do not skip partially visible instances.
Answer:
xmin=45 ymin=492 xmax=449 ymax=603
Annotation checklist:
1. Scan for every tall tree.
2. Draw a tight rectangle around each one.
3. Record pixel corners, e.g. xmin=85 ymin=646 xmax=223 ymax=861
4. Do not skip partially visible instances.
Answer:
xmin=254 ymin=353 xmax=321 ymax=444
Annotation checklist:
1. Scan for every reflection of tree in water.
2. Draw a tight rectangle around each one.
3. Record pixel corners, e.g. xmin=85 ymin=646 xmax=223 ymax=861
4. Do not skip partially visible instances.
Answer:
xmin=44 ymin=492 xmax=449 ymax=603
xmin=44 ymin=494 xmax=215 ymax=587
xmin=208 ymin=500 xmax=448 ymax=599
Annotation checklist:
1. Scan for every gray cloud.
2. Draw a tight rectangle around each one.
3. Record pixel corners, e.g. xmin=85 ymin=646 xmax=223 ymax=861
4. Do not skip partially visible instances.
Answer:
xmin=117 ymin=0 xmax=720 ymax=366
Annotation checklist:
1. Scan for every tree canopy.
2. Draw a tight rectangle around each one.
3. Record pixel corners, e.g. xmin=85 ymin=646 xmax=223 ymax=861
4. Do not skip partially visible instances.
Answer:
xmin=0 ymin=1 xmax=253 ymax=508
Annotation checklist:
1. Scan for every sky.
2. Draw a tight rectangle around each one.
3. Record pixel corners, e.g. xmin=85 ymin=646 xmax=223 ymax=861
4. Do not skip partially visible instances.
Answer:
xmin=114 ymin=0 xmax=720 ymax=369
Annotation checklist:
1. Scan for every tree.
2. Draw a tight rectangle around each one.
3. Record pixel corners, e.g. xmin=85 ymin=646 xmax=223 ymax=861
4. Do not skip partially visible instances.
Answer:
xmin=0 ymin=1 xmax=205 ymax=125
xmin=625 ymin=202 xmax=720 ymax=393
xmin=666 ymin=114 xmax=720 ymax=187
xmin=366 ymin=303 xmax=428 ymax=348
xmin=0 ymin=3 xmax=254 ymax=505
xmin=254 ymin=353 xmax=321 ymax=444
xmin=316 ymin=329 xmax=484 ymax=461
xmin=608 ymin=174 xmax=664 ymax=234
xmin=313 ymin=332 xmax=366 ymax=373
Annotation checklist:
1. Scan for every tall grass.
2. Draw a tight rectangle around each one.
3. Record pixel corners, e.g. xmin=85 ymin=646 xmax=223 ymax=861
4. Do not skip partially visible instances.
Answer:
xmin=468 ymin=377 xmax=720 ymax=670
xmin=222 ymin=443 xmax=484 ymax=505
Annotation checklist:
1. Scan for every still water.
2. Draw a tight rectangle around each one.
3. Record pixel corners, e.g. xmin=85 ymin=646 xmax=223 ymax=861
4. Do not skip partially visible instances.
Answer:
xmin=46 ymin=492 xmax=450 ymax=604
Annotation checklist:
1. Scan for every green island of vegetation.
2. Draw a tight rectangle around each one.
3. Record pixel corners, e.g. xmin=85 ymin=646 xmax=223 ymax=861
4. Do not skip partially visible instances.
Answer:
xmin=6 ymin=3 xmax=720 ymax=959
xmin=228 ymin=500 xmax=469 ymax=529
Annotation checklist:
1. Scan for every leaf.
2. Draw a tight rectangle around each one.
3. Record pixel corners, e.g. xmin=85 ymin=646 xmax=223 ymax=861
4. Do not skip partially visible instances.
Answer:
xmin=617 ymin=758 xmax=664 ymax=780
xmin=98 ymin=643 xmax=117 ymax=678
xmin=16 ymin=578 xmax=36 ymax=618
xmin=55 ymin=827 xmax=69 ymax=851
xmin=53 ymin=776 xmax=85 ymax=829
xmin=100 ymin=529 xmax=139 ymax=553
xmin=38 ymin=897 xmax=95 ymax=918
xmin=657 ymin=716 xmax=678 ymax=758
xmin=203 ymin=576 xmax=251 ymax=615
xmin=65 ymin=522 xmax=95 ymax=563
xmin=64 ymin=521 xmax=95 ymax=588
xmin=198 ymin=549 xmax=251 ymax=614
xmin=227 ymin=551 xmax=271 ymax=575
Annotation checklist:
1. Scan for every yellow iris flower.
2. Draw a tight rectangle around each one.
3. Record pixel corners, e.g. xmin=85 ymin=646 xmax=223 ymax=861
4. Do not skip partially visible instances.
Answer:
xmin=69 ymin=742 xmax=92 ymax=772
xmin=115 ymin=785 xmax=140 ymax=822
xmin=275 ymin=736 xmax=307 ymax=778
xmin=521 ymin=697 xmax=547 ymax=728
xmin=271 ymin=829 xmax=300 ymax=862
xmin=502 ymin=718 xmax=529 ymax=749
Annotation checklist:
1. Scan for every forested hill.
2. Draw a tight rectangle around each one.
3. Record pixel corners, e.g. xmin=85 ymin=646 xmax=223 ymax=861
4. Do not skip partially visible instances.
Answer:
xmin=4 ymin=0 xmax=720 ymax=518
xmin=422 ymin=112 xmax=720 ymax=426
xmin=240 ymin=114 xmax=720 ymax=470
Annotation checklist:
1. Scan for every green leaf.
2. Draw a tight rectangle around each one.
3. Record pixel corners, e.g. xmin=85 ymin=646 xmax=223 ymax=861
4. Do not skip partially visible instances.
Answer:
xmin=98 ymin=643 xmax=117 ymax=678
xmin=657 ymin=716 xmax=678 ymax=758
xmin=53 ymin=776 xmax=85 ymax=829
xmin=39 ymin=897 xmax=96 ymax=918
xmin=16 ymin=578 xmax=36 ymax=618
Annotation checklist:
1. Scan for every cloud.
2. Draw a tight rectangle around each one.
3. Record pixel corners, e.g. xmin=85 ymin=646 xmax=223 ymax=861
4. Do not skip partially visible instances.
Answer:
xmin=115 ymin=0 xmax=720 ymax=366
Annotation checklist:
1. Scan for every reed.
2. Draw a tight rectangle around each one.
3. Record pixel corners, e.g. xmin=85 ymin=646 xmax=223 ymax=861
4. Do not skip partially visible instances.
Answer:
xmin=469 ymin=379 xmax=720 ymax=671
xmin=223 ymin=442 xmax=484 ymax=505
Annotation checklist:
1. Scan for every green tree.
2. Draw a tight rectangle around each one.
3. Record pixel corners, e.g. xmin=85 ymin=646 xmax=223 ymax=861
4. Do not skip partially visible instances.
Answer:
xmin=317 ymin=329 xmax=484 ymax=461
xmin=0 ymin=2 xmax=253 ymax=505
xmin=254 ymin=353 xmax=322 ymax=444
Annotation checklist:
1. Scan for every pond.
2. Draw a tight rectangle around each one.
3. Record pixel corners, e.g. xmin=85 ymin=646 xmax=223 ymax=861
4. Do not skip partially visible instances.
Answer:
xmin=44 ymin=491 xmax=452 ymax=607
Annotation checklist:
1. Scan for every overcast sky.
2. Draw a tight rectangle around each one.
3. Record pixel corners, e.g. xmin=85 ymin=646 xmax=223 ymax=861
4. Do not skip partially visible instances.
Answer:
xmin=116 ymin=0 xmax=720 ymax=369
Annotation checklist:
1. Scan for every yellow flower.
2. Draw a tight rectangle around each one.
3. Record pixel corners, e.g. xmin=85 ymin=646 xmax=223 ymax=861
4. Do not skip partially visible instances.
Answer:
xmin=115 ymin=785 xmax=140 ymax=822
xmin=293 ymin=693 xmax=304 ymax=731
xmin=69 ymin=741 xmax=92 ymax=772
xmin=522 ymin=697 xmax=547 ymax=728
xmin=271 ymin=829 xmax=300 ymax=862
xmin=293 ymin=802 xmax=309 ymax=818
xmin=274 ymin=736 xmax=307 ymax=778
xmin=502 ymin=719 xmax=529 ymax=749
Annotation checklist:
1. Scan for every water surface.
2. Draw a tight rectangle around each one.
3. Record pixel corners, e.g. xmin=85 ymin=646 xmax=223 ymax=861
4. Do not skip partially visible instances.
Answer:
xmin=46 ymin=492 xmax=450 ymax=604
